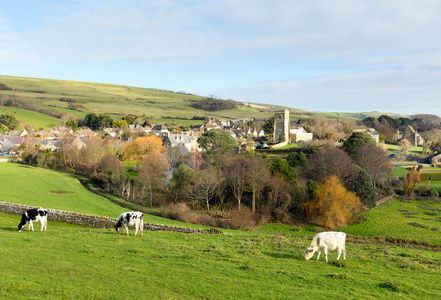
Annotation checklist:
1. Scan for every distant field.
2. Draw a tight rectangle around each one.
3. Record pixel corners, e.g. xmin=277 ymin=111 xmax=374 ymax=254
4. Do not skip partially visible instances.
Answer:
xmin=0 ymin=75 xmax=274 ymax=123
xmin=0 ymin=75 xmax=411 ymax=129
xmin=344 ymin=199 xmax=441 ymax=245
xmin=0 ymin=106 xmax=59 ymax=129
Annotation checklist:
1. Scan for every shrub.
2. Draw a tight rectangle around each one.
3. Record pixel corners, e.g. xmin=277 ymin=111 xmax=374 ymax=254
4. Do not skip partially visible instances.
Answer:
xmin=229 ymin=206 xmax=255 ymax=230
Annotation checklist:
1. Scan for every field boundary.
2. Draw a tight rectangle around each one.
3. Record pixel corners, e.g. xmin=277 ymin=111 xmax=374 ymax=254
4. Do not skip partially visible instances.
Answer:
xmin=0 ymin=201 xmax=222 ymax=234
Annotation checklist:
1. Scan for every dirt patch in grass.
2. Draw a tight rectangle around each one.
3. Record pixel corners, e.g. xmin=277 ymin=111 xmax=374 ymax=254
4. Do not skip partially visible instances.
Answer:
xmin=48 ymin=190 xmax=74 ymax=194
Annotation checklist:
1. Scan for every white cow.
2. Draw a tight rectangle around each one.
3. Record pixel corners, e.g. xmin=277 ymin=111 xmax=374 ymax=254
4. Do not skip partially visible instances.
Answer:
xmin=304 ymin=231 xmax=346 ymax=262
xmin=115 ymin=212 xmax=144 ymax=236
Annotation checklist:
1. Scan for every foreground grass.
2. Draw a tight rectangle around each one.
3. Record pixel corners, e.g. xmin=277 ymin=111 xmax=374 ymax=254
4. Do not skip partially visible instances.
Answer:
xmin=1 ymin=212 xmax=441 ymax=299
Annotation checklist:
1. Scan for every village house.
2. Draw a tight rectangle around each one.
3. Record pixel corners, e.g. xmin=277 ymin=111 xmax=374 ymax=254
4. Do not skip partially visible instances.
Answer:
xmin=152 ymin=124 xmax=169 ymax=136
xmin=9 ymin=129 xmax=29 ymax=137
xmin=289 ymin=127 xmax=313 ymax=143
xmin=162 ymin=134 xmax=199 ymax=154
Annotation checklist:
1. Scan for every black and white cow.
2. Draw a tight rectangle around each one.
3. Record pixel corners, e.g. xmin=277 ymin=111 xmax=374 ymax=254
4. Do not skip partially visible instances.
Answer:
xmin=115 ymin=212 xmax=144 ymax=236
xmin=18 ymin=208 xmax=48 ymax=232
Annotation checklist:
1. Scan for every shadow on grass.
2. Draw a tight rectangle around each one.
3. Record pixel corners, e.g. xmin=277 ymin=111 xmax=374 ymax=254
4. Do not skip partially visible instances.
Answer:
xmin=262 ymin=252 xmax=300 ymax=260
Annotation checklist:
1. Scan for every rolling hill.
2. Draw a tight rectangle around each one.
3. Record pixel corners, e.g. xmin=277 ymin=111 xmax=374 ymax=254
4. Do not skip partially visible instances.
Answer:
xmin=0 ymin=75 xmax=407 ymax=129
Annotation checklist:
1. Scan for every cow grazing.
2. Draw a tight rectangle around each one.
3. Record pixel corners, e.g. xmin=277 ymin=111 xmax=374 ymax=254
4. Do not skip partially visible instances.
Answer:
xmin=304 ymin=231 xmax=346 ymax=262
xmin=18 ymin=208 xmax=48 ymax=232
xmin=115 ymin=212 xmax=144 ymax=236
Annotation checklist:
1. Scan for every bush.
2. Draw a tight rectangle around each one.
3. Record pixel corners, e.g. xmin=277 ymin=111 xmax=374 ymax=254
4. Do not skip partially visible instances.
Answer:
xmin=229 ymin=206 xmax=255 ymax=230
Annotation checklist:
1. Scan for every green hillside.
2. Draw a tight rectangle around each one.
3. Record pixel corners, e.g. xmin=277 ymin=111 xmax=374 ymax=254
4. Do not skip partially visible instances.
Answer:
xmin=0 ymin=162 xmax=202 ymax=227
xmin=0 ymin=75 xmax=274 ymax=126
xmin=0 ymin=75 xmax=408 ymax=130
xmin=0 ymin=106 xmax=59 ymax=129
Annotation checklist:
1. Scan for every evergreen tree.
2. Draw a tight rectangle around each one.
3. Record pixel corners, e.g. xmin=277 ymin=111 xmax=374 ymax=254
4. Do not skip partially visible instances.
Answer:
xmin=348 ymin=166 xmax=377 ymax=208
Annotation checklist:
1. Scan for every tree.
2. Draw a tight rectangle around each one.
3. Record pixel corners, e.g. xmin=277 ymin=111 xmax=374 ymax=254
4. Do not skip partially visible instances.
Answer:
xmin=399 ymin=138 xmax=411 ymax=155
xmin=287 ymin=151 xmax=308 ymax=168
xmin=262 ymin=116 xmax=274 ymax=135
xmin=65 ymin=119 xmax=78 ymax=129
xmin=343 ymin=131 xmax=375 ymax=155
xmin=190 ymin=166 xmax=219 ymax=210
xmin=402 ymin=168 xmax=421 ymax=196
xmin=308 ymin=144 xmax=356 ymax=185
xmin=123 ymin=136 xmax=164 ymax=161
xmin=197 ymin=129 xmax=236 ymax=163
xmin=348 ymin=166 xmax=377 ymax=208
xmin=0 ymin=114 xmax=18 ymax=131
xmin=83 ymin=113 xmax=99 ymax=130
xmin=305 ymin=176 xmax=362 ymax=229
xmin=172 ymin=164 xmax=198 ymax=194
xmin=224 ymin=156 xmax=247 ymax=210
xmin=137 ymin=151 xmax=170 ymax=206
xmin=352 ymin=144 xmax=393 ymax=187
xmin=270 ymin=157 xmax=297 ymax=181
xmin=245 ymin=154 xmax=270 ymax=213
xmin=95 ymin=153 xmax=124 ymax=192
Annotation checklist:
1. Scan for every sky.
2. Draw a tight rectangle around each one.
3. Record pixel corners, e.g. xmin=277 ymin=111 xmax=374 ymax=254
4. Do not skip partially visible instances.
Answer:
xmin=1 ymin=0 xmax=441 ymax=117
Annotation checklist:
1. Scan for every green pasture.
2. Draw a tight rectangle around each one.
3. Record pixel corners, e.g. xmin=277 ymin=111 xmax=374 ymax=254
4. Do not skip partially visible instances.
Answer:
xmin=0 ymin=162 xmax=201 ymax=228
xmin=1 ymin=162 xmax=441 ymax=298
xmin=0 ymin=106 xmax=59 ymax=129
xmin=344 ymin=199 xmax=441 ymax=245
xmin=0 ymin=75 xmax=273 ymax=123
xmin=384 ymin=144 xmax=423 ymax=156
xmin=1 ymin=212 xmax=441 ymax=299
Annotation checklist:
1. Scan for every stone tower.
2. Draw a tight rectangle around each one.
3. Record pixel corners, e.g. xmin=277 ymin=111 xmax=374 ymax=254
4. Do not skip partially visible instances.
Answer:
xmin=274 ymin=109 xmax=289 ymax=144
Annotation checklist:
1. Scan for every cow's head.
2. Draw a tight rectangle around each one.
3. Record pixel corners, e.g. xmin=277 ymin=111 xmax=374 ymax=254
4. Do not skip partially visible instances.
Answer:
xmin=304 ymin=246 xmax=316 ymax=260
xmin=18 ymin=223 xmax=25 ymax=232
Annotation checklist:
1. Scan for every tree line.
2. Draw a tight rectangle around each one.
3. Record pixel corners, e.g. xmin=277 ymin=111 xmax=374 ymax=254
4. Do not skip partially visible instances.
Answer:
xmin=17 ymin=127 xmax=397 ymax=230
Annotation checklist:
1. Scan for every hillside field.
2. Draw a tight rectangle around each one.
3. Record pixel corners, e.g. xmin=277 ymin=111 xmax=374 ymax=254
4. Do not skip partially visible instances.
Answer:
xmin=0 ymin=75 xmax=408 ymax=130
xmin=1 ymin=162 xmax=441 ymax=299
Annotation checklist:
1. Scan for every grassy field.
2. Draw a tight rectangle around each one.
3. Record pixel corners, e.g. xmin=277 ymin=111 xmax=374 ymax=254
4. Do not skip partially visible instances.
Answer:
xmin=0 ymin=162 xmax=203 ymax=228
xmin=0 ymin=106 xmax=59 ymax=129
xmin=1 ymin=211 xmax=441 ymax=299
xmin=0 ymin=75 xmax=410 ymax=129
xmin=0 ymin=75 xmax=274 ymax=125
xmin=344 ymin=200 xmax=441 ymax=245
xmin=1 ymin=162 xmax=441 ymax=298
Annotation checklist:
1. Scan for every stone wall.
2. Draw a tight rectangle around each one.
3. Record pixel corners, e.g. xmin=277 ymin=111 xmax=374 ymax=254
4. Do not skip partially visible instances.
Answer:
xmin=0 ymin=201 xmax=222 ymax=234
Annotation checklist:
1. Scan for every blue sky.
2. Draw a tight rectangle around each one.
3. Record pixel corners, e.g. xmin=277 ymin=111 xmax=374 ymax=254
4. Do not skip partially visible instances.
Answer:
xmin=1 ymin=0 xmax=441 ymax=116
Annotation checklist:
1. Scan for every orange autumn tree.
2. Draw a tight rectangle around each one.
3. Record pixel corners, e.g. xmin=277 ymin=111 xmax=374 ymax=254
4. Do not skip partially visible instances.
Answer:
xmin=306 ymin=176 xmax=362 ymax=229
xmin=123 ymin=136 xmax=164 ymax=161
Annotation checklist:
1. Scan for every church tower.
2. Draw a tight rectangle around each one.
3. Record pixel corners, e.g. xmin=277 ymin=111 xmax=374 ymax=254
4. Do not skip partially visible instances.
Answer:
xmin=274 ymin=109 xmax=289 ymax=144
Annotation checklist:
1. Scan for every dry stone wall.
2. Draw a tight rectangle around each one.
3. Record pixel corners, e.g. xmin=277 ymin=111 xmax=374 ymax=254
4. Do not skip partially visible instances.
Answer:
xmin=0 ymin=201 xmax=222 ymax=234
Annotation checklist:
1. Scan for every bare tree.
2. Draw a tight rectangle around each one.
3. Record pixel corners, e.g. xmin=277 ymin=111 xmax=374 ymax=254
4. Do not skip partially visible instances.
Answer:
xmin=308 ymin=144 xmax=356 ymax=185
xmin=191 ymin=167 xmax=219 ymax=210
xmin=224 ymin=156 xmax=247 ymax=210
xmin=399 ymin=138 xmax=411 ymax=155
xmin=352 ymin=144 xmax=393 ymax=187
xmin=137 ymin=151 xmax=170 ymax=206
xmin=245 ymin=155 xmax=270 ymax=213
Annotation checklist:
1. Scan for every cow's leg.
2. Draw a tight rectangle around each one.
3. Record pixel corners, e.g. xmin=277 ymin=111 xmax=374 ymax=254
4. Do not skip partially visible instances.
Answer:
xmin=29 ymin=221 xmax=34 ymax=232
xmin=125 ymin=225 xmax=129 ymax=236
xmin=316 ymin=250 xmax=321 ymax=261
xmin=337 ymin=248 xmax=341 ymax=260
xmin=140 ymin=219 xmax=143 ymax=237
xmin=134 ymin=223 xmax=138 ymax=236
xmin=41 ymin=219 xmax=47 ymax=232
xmin=324 ymin=247 xmax=328 ymax=262
xmin=343 ymin=248 xmax=346 ymax=260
